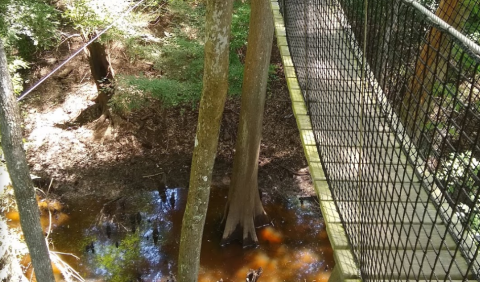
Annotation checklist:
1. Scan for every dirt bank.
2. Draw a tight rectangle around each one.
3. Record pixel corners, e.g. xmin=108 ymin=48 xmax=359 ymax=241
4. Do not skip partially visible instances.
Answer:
xmin=21 ymin=39 xmax=315 ymax=206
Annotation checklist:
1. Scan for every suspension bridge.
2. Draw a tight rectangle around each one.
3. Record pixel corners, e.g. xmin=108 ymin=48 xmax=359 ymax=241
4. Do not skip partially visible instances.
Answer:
xmin=271 ymin=0 xmax=480 ymax=280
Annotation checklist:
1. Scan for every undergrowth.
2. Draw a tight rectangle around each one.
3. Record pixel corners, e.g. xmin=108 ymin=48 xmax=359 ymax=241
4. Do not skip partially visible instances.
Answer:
xmin=112 ymin=75 xmax=201 ymax=114
xmin=112 ymin=1 xmax=251 ymax=113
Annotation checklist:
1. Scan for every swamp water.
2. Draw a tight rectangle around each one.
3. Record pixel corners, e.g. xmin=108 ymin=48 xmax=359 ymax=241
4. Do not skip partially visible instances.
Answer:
xmin=8 ymin=187 xmax=334 ymax=282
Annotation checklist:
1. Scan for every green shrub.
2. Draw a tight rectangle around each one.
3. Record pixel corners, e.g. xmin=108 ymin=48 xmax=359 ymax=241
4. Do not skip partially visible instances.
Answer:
xmin=0 ymin=0 xmax=60 ymax=94
xmin=228 ymin=1 xmax=251 ymax=95
xmin=439 ymin=151 xmax=480 ymax=230
xmin=113 ymin=75 xmax=202 ymax=110
xmin=157 ymin=37 xmax=205 ymax=83
xmin=120 ymin=1 xmax=251 ymax=108
xmin=7 ymin=57 xmax=29 ymax=95
xmin=109 ymin=78 xmax=149 ymax=115
xmin=0 ymin=0 xmax=60 ymax=52
xmin=230 ymin=2 xmax=251 ymax=52
xmin=228 ymin=57 xmax=244 ymax=96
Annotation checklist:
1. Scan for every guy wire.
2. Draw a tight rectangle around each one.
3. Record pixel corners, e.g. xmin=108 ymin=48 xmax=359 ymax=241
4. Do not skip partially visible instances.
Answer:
xmin=17 ymin=0 xmax=148 ymax=102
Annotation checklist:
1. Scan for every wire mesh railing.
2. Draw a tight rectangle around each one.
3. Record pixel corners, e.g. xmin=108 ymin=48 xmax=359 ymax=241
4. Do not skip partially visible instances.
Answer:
xmin=279 ymin=0 xmax=480 ymax=280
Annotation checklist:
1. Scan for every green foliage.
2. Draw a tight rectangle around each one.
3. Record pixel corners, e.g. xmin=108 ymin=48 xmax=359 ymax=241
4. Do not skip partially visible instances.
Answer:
xmin=62 ymin=0 xmax=156 ymax=42
xmin=230 ymin=2 xmax=251 ymax=52
xmin=137 ymin=78 xmax=201 ymax=107
xmin=0 ymin=0 xmax=60 ymax=95
xmin=140 ymin=0 xmax=166 ymax=10
xmin=114 ymin=75 xmax=201 ymax=109
xmin=440 ymin=151 xmax=480 ymax=196
xmin=124 ymin=37 xmax=161 ymax=63
xmin=63 ymin=0 xmax=106 ymax=37
xmin=465 ymin=0 xmax=480 ymax=44
xmin=7 ymin=57 xmax=29 ymax=95
xmin=228 ymin=2 xmax=251 ymax=95
xmin=452 ymin=43 xmax=480 ymax=76
xmin=168 ymin=0 xmax=206 ymax=32
xmin=109 ymin=77 xmax=150 ymax=115
xmin=269 ymin=64 xmax=280 ymax=81
xmin=439 ymin=151 xmax=480 ymax=230
xmin=228 ymin=57 xmax=245 ymax=96
xmin=157 ymin=37 xmax=204 ymax=83
xmin=432 ymin=82 xmax=456 ymax=98
xmin=266 ymin=64 xmax=280 ymax=94
xmin=120 ymin=1 xmax=251 ymax=109
xmin=0 ymin=0 xmax=60 ymax=53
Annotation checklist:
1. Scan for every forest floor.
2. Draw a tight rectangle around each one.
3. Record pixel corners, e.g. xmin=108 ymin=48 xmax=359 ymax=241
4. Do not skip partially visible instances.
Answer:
xmin=21 ymin=36 xmax=316 ymax=208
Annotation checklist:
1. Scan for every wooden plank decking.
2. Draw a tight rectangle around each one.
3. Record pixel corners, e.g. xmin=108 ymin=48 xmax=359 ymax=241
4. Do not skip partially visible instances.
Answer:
xmin=270 ymin=0 xmax=475 ymax=281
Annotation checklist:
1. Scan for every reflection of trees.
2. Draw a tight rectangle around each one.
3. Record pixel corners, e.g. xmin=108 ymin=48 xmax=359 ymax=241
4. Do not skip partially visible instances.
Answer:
xmin=94 ymin=234 xmax=142 ymax=282
xmin=85 ymin=191 xmax=173 ymax=282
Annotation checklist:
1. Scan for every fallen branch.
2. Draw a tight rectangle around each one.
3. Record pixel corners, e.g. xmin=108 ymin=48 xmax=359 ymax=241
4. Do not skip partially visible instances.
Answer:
xmin=142 ymin=172 xmax=164 ymax=178
xmin=50 ymin=252 xmax=85 ymax=282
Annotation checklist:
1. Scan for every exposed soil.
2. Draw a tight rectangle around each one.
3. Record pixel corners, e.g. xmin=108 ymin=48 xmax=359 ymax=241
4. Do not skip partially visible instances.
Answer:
xmin=21 ymin=36 xmax=315 ymax=207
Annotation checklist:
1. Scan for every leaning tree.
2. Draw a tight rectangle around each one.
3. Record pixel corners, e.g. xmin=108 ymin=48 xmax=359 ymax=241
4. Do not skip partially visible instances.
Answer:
xmin=0 ymin=39 xmax=56 ymax=282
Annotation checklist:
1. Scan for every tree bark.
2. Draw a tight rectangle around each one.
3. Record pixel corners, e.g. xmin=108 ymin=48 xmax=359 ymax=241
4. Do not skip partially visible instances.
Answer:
xmin=401 ymin=0 xmax=471 ymax=138
xmin=0 ymin=39 xmax=55 ymax=282
xmin=221 ymin=0 xmax=273 ymax=247
xmin=86 ymin=39 xmax=114 ymax=115
xmin=177 ymin=0 xmax=234 ymax=281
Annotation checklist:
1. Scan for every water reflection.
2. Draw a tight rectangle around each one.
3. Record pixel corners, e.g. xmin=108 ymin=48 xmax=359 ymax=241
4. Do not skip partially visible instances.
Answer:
xmin=41 ymin=187 xmax=334 ymax=281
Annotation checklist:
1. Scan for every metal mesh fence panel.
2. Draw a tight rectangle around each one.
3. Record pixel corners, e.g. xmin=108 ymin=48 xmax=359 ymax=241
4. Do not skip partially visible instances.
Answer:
xmin=279 ymin=0 xmax=480 ymax=280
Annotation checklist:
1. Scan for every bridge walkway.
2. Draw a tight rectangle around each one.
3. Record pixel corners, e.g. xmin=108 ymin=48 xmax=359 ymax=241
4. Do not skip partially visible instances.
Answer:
xmin=269 ymin=0 xmax=476 ymax=281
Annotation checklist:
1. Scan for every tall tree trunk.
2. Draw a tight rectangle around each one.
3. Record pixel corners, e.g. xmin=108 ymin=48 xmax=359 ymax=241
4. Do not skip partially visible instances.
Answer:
xmin=401 ymin=0 xmax=471 ymax=138
xmin=0 ymin=39 xmax=55 ymax=282
xmin=86 ymin=39 xmax=114 ymax=116
xmin=177 ymin=0 xmax=234 ymax=281
xmin=221 ymin=0 xmax=273 ymax=247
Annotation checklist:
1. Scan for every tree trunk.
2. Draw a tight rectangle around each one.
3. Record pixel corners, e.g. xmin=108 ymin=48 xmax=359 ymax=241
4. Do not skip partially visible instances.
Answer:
xmin=401 ymin=0 xmax=471 ymax=138
xmin=0 ymin=39 xmax=55 ymax=282
xmin=177 ymin=0 xmax=234 ymax=281
xmin=86 ymin=39 xmax=114 ymax=115
xmin=221 ymin=0 xmax=273 ymax=247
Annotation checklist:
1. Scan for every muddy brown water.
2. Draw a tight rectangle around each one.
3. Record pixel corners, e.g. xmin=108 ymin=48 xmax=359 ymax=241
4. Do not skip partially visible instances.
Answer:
xmin=8 ymin=187 xmax=334 ymax=282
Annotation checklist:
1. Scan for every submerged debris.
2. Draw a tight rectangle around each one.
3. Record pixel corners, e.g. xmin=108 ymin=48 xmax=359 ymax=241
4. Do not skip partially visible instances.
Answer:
xmin=85 ymin=242 xmax=95 ymax=253
xmin=106 ymin=224 xmax=112 ymax=238
xmin=136 ymin=212 xmax=142 ymax=224
xmin=130 ymin=214 xmax=137 ymax=233
xmin=169 ymin=193 xmax=175 ymax=209
xmin=246 ymin=267 xmax=263 ymax=282
xmin=153 ymin=224 xmax=159 ymax=245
